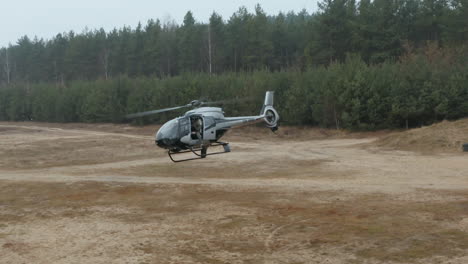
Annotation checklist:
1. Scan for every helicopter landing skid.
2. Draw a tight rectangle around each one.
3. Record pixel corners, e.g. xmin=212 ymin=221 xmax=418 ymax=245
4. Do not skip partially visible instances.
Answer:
xmin=168 ymin=142 xmax=231 ymax=163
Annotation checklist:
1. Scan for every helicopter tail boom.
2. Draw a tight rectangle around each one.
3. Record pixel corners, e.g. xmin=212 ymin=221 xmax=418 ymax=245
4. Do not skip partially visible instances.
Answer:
xmin=219 ymin=91 xmax=280 ymax=129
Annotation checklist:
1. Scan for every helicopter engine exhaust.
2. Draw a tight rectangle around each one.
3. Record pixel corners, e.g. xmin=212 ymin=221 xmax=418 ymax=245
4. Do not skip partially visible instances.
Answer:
xmin=260 ymin=91 xmax=279 ymax=131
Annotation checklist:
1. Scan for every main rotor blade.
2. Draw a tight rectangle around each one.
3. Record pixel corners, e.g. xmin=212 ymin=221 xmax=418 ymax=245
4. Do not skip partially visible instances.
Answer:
xmin=201 ymin=96 xmax=254 ymax=106
xmin=125 ymin=97 xmax=254 ymax=119
xmin=125 ymin=105 xmax=190 ymax=119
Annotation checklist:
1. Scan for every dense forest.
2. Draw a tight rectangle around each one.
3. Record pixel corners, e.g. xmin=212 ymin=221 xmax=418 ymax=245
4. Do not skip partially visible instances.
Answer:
xmin=0 ymin=0 xmax=467 ymax=129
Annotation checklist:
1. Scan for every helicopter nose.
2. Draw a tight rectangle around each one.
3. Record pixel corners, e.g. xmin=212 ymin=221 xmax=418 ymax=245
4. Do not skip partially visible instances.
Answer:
xmin=155 ymin=137 xmax=180 ymax=149
xmin=155 ymin=129 xmax=178 ymax=149
xmin=155 ymin=119 xmax=180 ymax=149
xmin=155 ymin=131 xmax=169 ymax=149
xmin=155 ymin=136 xmax=175 ymax=149
xmin=155 ymin=139 xmax=168 ymax=148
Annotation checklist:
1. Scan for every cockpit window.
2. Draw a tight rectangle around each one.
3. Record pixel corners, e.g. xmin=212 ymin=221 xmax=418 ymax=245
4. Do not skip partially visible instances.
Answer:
xmin=156 ymin=119 xmax=179 ymax=140
xmin=179 ymin=117 xmax=190 ymax=136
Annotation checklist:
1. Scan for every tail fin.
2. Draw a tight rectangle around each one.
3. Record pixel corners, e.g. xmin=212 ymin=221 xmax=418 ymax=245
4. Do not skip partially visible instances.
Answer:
xmin=260 ymin=91 xmax=279 ymax=131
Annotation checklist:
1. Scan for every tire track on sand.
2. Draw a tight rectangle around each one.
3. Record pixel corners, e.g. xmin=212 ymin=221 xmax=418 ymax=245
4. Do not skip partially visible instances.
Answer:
xmin=0 ymin=124 xmax=153 ymax=140
xmin=0 ymin=169 xmax=465 ymax=194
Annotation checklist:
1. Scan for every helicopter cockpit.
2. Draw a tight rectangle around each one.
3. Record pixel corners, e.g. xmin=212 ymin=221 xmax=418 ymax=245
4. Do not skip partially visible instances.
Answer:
xmin=155 ymin=115 xmax=206 ymax=149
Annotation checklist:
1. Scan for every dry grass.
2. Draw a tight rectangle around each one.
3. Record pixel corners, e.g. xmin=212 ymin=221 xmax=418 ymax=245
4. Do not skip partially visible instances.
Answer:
xmin=1 ymin=181 xmax=467 ymax=263
xmin=111 ymin=158 xmax=339 ymax=180
xmin=0 ymin=126 xmax=160 ymax=169
xmin=374 ymin=119 xmax=468 ymax=153
xmin=1 ymin=122 xmax=468 ymax=263
xmin=226 ymin=125 xmax=346 ymax=141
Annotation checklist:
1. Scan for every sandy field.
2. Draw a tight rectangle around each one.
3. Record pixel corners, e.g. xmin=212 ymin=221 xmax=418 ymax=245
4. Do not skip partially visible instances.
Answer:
xmin=0 ymin=121 xmax=467 ymax=264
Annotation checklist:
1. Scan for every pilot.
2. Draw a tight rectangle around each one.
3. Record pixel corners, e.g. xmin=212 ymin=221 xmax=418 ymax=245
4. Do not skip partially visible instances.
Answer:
xmin=194 ymin=118 xmax=202 ymax=139
xmin=194 ymin=118 xmax=202 ymax=131
xmin=191 ymin=117 xmax=203 ymax=140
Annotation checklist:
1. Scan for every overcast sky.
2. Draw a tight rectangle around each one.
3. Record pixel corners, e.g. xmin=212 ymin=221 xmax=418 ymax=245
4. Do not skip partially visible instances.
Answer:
xmin=1 ymin=0 xmax=319 ymax=47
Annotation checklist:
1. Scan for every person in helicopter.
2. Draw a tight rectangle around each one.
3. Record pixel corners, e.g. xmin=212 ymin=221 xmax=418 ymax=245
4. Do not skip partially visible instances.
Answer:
xmin=191 ymin=117 xmax=203 ymax=140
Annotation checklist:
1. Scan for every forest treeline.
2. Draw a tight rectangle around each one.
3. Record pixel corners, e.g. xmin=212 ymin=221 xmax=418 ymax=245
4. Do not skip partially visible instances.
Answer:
xmin=1 ymin=48 xmax=467 ymax=129
xmin=0 ymin=0 xmax=467 ymax=129
xmin=1 ymin=0 xmax=467 ymax=81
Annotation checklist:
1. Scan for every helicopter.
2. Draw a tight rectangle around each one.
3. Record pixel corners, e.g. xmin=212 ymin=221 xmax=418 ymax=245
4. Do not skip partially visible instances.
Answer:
xmin=125 ymin=91 xmax=279 ymax=162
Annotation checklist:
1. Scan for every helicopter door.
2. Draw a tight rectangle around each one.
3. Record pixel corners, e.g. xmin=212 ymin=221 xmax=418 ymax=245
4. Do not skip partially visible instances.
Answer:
xmin=203 ymin=116 xmax=216 ymax=141
xmin=190 ymin=116 xmax=203 ymax=140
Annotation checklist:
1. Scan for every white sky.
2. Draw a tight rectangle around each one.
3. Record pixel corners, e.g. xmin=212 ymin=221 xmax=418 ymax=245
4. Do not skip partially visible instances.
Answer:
xmin=1 ymin=0 xmax=319 ymax=47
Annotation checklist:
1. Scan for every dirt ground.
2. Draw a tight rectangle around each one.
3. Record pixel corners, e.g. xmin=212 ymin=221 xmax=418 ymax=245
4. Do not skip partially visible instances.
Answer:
xmin=0 ymin=122 xmax=467 ymax=264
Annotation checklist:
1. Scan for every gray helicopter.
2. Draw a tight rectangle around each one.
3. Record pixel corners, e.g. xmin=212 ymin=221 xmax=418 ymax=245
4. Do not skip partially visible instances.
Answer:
xmin=126 ymin=91 xmax=279 ymax=162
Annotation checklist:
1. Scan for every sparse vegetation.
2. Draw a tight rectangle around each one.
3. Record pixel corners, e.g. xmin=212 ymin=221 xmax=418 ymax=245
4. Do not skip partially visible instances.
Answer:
xmin=374 ymin=118 xmax=468 ymax=152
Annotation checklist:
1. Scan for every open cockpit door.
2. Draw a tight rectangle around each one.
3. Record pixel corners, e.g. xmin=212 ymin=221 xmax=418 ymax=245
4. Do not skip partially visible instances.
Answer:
xmin=189 ymin=115 xmax=204 ymax=140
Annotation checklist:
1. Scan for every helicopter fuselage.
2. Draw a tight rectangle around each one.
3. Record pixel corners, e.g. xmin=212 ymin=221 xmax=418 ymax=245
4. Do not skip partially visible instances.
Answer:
xmin=143 ymin=91 xmax=279 ymax=162
xmin=155 ymin=107 xmax=271 ymax=151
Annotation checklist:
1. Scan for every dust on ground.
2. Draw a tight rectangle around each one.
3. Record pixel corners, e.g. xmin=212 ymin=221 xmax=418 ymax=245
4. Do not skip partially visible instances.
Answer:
xmin=0 ymin=122 xmax=467 ymax=264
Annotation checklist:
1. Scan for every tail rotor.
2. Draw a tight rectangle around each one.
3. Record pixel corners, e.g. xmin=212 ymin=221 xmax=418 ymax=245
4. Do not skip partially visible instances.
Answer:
xmin=260 ymin=91 xmax=279 ymax=131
